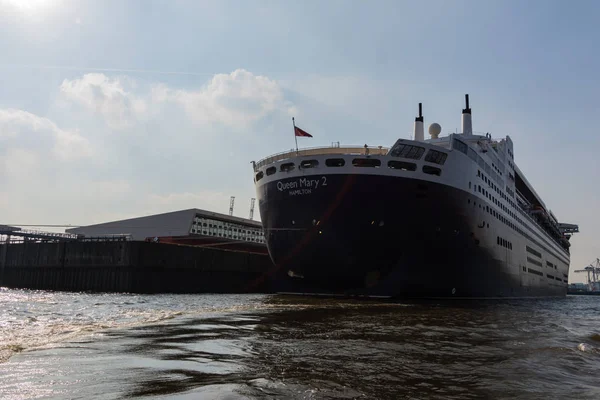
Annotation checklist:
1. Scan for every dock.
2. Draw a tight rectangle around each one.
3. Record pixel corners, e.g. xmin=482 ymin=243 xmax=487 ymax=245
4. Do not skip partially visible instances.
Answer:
xmin=0 ymin=209 xmax=279 ymax=293
xmin=0 ymin=238 xmax=275 ymax=294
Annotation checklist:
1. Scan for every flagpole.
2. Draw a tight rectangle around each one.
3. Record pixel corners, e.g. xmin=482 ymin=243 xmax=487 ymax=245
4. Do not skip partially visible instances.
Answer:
xmin=292 ymin=117 xmax=298 ymax=155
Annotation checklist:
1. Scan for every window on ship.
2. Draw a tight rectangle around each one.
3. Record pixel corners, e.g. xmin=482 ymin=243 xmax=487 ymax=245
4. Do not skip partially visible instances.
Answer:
xmin=281 ymin=162 xmax=295 ymax=172
xmin=424 ymin=149 xmax=448 ymax=165
xmin=389 ymin=144 xmax=425 ymax=159
xmin=388 ymin=160 xmax=416 ymax=171
xmin=422 ymin=165 xmax=441 ymax=176
xmin=300 ymin=159 xmax=319 ymax=169
xmin=353 ymin=158 xmax=381 ymax=167
xmin=325 ymin=158 xmax=345 ymax=167
xmin=453 ymin=138 xmax=468 ymax=154
xmin=468 ymin=147 xmax=478 ymax=162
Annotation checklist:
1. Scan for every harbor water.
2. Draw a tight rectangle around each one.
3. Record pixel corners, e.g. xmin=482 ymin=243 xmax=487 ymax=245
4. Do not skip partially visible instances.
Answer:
xmin=1 ymin=288 xmax=599 ymax=399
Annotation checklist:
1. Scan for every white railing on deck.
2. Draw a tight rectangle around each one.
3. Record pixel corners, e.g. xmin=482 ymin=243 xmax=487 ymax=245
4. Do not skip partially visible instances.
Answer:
xmin=515 ymin=191 xmax=569 ymax=252
xmin=516 ymin=190 xmax=531 ymax=209
xmin=18 ymin=229 xmax=79 ymax=240
xmin=254 ymin=145 xmax=389 ymax=171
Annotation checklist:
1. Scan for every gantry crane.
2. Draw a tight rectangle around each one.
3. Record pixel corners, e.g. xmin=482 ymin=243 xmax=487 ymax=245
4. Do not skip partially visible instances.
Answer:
xmin=249 ymin=198 xmax=256 ymax=220
xmin=574 ymin=258 xmax=600 ymax=291
xmin=229 ymin=196 xmax=235 ymax=216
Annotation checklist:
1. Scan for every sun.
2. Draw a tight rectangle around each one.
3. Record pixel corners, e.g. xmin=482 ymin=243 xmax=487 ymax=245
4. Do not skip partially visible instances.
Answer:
xmin=2 ymin=0 xmax=58 ymax=13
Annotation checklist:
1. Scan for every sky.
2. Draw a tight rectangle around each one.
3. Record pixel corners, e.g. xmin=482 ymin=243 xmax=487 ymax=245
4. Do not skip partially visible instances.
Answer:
xmin=0 ymin=0 xmax=598 ymax=282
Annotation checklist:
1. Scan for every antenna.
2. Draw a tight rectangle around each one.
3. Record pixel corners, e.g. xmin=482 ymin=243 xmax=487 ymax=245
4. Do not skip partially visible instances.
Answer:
xmin=249 ymin=198 xmax=256 ymax=220
xmin=229 ymin=196 xmax=235 ymax=216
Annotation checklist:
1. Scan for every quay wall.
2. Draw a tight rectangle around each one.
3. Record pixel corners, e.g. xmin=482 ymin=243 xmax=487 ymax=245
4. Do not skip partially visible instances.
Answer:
xmin=0 ymin=241 xmax=275 ymax=293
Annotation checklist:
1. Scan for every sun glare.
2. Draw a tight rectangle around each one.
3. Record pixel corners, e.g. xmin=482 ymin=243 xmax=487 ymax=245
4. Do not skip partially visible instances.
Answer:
xmin=3 ymin=0 xmax=58 ymax=13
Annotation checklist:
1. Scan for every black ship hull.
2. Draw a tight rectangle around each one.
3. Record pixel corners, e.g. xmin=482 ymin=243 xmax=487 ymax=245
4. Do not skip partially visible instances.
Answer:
xmin=257 ymin=173 xmax=566 ymax=298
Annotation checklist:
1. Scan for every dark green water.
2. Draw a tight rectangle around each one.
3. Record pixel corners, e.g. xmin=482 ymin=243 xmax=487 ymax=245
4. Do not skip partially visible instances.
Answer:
xmin=1 ymin=289 xmax=599 ymax=399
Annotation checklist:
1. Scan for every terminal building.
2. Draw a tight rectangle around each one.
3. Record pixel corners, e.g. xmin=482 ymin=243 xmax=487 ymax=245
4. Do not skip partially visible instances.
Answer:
xmin=66 ymin=208 xmax=266 ymax=251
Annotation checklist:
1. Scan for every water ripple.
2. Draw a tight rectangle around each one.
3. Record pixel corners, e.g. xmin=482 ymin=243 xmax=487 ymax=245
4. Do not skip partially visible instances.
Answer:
xmin=1 ymin=290 xmax=600 ymax=399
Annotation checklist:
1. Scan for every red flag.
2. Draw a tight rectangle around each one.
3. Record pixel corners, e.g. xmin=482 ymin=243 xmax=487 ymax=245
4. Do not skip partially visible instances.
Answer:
xmin=294 ymin=126 xmax=313 ymax=138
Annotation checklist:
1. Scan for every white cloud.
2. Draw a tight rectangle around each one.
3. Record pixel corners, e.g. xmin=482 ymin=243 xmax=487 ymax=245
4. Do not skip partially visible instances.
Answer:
xmin=154 ymin=68 xmax=296 ymax=127
xmin=1 ymin=148 xmax=39 ymax=183
xmin=0 ymin=109 xmax=96 ymax=225
xmin=60 ymin=69 xmax=294 ymax=132
xmin=0 ymin=108 xmax=92 ymax=160
xmin=60 ymin=73 xmax=147 ymax=130
xmin=1 ymin=69 xmax=287 ymax=227
xmin=53 ymin=129 xmax=92 ymax=161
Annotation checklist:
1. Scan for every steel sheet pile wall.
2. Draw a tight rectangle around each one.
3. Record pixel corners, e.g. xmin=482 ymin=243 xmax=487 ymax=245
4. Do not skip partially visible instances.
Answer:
xmin=0 ymin=241 xmax=274 ymax=293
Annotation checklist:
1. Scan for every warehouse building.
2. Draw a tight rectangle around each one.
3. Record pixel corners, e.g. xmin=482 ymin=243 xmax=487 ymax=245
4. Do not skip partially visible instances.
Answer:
xmin=66 ymin=208 xmax=265 ymax=244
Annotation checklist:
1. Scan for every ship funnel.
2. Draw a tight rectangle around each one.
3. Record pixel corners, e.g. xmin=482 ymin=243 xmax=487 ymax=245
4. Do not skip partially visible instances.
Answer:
xmin=462 ymin=94 xmax=472 ymax=136
xmin=413 ymin=103 xmax=424 ymax=141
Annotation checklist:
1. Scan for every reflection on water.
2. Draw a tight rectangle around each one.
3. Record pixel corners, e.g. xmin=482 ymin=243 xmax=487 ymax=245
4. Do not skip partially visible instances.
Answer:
xmin=1 ymin=290 xmax=600 ymax=399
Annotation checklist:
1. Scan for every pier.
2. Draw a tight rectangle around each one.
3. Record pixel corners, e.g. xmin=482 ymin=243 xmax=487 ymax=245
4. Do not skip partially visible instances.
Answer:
xmin=0 ymin=209 xmax=277 ymax=294
xmin=0 ymin=238 xmax=274 ymax=294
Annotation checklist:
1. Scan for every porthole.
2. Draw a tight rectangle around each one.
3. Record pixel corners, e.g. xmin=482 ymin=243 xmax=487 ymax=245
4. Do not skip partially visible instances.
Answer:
xmin=388 ymin=160 xmax=417 ymax=171
xmin=422 ymin=165 xmax=441 ymax=176
xmin=281 ymin=162 xmax=295 ymax=172
xmin=353 ymin=158 xmax=381 ymax=167
xmin=300 ymin=159 xmax=319 ymax=169
xmin=325 ymin=158 xmax=345 ymax=167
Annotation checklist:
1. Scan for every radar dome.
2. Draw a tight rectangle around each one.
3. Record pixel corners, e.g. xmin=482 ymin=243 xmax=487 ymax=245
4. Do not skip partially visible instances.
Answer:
xmin=428 ymin=123 xmax=442 ymax=139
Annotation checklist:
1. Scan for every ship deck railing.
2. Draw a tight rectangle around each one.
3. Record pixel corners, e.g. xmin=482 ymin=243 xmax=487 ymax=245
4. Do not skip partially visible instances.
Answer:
xmin=0 ymin=228 xmax=79 ymax=242
xmin=1 ymin=234 xmax=132 ymax=244
xmin=515 ymin=192 xmax=569 ymax=252
xmin=254 ymin=145 xmax=389 ymax=170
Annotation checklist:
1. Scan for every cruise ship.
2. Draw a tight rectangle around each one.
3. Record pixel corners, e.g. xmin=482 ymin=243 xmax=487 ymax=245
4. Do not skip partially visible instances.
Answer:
xmin=252 ymin=95 xmax=579 ymax=298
